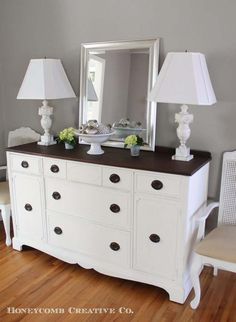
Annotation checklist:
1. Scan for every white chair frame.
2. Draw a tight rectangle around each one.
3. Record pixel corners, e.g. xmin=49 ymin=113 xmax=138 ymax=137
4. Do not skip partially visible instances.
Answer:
xmin=0 ymin=165 xmax=11 ymax=246
xmin=190 ymin=151 xmax=236 ymax=309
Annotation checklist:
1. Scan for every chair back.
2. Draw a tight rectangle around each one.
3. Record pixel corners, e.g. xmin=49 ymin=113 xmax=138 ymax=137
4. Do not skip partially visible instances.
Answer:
xmin=218 ymin=151 xmax=236 ymax=225
xmin=6 ymin=127 xmax=40 ymax=180
xmin=8 ymin=127 xmax=40 ymax=147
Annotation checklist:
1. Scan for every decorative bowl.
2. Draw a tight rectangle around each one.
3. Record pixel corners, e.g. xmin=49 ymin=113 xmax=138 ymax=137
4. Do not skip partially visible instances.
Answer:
xmin=77 ymin=132 xmax=114 ymax=155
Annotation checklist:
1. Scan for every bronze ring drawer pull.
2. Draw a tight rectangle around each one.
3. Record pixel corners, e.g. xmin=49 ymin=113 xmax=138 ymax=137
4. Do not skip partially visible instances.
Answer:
xmin=109 ymin=174 xmax=120 ymax=183
xmin=110 ymin=242 xmax=120 ymax=251
xmin=149 ymin=234 xmax=160 ymax=243
xmin=50 ymin=165 xmax=59 ymax=173
xmin=110 ymin=204 xmax=120 ymax=213
xmin=52 ymin=191 xmax=61 ymax=200
xmin=151 ymin=180 xmax=163 ymax=190
xmin=24 ymin=203 xmax=32 ymax=211
xmin=21 ymin=161 xmax=29 ymax=168
xmin=54 ymin=227 xmax=63 ymax=235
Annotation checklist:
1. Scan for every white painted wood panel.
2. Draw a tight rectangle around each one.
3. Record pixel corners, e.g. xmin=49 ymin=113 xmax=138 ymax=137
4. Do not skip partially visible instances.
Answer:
xmin=67 ymin=161 xmax=102 ymax=186
xmin=10 ymin=153 xmax=42 ymax=175
xmin=102 ymin=166 xmax=133 ymax=191
xmin=12 ymin=173 xmax=44 ymax=240
xmin=134 ymin=196 xmax=180 ymax=279
xmin=43 ymin=157 xmax=67 ymax=179
xmin=135 ymin=172 xmax=183 ymax=199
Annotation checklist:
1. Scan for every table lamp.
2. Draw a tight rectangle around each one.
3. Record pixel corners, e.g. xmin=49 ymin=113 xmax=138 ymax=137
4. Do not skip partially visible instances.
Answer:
xmin=149 ymin=52 xmax=216 ymax=161
xmin=17 ymin=58 xmax=76 ymax=146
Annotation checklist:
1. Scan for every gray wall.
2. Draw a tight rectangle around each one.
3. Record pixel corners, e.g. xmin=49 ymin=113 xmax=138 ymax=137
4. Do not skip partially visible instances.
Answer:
xmin=0 ymin=0 xmax=236 ymax=198
xmin=0 ymin=7 xmax=6 ymax=171
xmin=0 ymin=60 xmax=5 ymax=167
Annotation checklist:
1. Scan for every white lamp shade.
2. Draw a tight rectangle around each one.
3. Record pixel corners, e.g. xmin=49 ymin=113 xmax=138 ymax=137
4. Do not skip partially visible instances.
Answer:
xmin=149 ymin=52 xmax=216 ymax=105
xmin=17 ymin=59 xmax=76 ymax=100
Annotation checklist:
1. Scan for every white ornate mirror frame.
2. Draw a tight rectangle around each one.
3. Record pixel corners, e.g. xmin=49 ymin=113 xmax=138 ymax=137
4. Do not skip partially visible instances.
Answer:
xmin=79 ymin=39 xmax=160 ymax=151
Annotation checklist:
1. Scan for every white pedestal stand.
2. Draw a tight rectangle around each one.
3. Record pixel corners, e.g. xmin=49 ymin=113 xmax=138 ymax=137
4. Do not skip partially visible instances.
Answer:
xmin=38 ymin=100 xmax=57 ymax=146
xmin=87 ymin=143 xmax=104 ymax=155
xmin=77 ymin=132 xmax=115 ymax=155
xmin=172 ymin=104 xmax=194 ymax=161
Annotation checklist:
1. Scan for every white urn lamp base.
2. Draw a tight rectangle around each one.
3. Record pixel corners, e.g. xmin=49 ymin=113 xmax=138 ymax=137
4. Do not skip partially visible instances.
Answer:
xmin=38 ymin=135 xmax=57 ymax=146
xmin=37 ymin=100 xmax=57 ymax=146
xmin=172 ymin=104 xmax=194 ymax=162
xmin=172 ymin=146 xmax=193 ymax=161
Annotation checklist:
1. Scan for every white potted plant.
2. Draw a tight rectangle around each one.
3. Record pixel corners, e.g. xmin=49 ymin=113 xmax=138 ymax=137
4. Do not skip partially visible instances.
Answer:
xmin=124 ymin=134 xmax=144 ymax=156
xmin=58 ymin=127 xmax=77 ymax=149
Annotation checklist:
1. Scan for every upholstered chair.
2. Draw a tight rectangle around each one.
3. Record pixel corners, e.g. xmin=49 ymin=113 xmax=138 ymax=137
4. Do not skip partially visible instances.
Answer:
xmin=190 ymin=151 xmax=236 ymax=309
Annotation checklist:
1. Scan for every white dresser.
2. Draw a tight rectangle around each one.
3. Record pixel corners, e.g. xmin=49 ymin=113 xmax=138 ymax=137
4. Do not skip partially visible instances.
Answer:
xmin=7 ymin=143 xmax=211 ymax=303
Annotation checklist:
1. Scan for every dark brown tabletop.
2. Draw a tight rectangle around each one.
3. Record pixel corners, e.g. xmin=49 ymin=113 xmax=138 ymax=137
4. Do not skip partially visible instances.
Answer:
xmin=7 ymin=142 xmax=211 ymax=176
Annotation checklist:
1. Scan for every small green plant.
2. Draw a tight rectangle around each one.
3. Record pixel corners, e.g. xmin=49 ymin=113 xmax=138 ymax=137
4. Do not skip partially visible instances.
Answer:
xmin=58 ymin=127 xmax=76 ymax=146
xmin=124 ymin=135 xmax=144 ymax=148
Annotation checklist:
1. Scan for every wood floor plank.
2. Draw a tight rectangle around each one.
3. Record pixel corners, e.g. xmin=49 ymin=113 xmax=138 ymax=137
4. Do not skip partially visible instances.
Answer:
xmin=0 ymin=223 xmax=236 ymax=322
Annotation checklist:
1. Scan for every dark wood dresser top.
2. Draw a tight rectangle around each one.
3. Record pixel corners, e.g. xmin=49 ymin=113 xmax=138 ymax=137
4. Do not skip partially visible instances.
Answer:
xmin=7 ymin=143 xmax=211 ymax=176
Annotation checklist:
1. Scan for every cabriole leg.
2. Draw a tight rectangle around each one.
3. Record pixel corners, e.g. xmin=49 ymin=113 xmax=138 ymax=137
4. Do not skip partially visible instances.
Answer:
xmin=213 ymin=267 xmax=218 ymax=276
xmin=1 ymin=206 xmax=11 ymax=246
xmin=190 ymin=254 xmax=202 ymax=309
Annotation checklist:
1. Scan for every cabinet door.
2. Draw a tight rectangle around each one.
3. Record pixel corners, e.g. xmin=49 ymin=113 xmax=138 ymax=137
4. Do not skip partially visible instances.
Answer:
xmin=12 ymin=174 xmax=44 ymax=240
xmin=134 ymin=197 xmax=180 ymax=279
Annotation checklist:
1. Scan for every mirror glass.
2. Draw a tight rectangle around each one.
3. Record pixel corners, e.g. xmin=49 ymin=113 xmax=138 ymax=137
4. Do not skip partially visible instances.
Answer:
xmin=79 ymin=39 xmax=159 ymax=150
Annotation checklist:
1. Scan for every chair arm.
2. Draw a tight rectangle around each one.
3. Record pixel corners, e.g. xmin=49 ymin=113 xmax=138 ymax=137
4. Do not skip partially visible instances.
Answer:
xmin=196 ymin=202 xmax=219 ymax=223
xmin=195 ymin=201 xmax=219 ymax=242
xmin=0 ymin=165 xmax=7 ymax=171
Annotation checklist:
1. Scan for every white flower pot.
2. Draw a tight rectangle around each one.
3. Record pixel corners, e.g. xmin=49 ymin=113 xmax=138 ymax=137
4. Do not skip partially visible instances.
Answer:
xmin=65 ymin=142 xmax=74 ymax=150
xmin=130 ymin=145 xmax=140 ymax=156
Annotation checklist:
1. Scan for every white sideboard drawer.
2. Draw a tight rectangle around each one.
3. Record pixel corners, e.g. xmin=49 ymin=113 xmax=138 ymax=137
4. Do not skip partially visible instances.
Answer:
xmin=43 ymin=158 xmax=66 ymax=179
xmin=48 ymin=211 xmax=131 ymax=268
xmin=135 ymin=172 xmax=182 ymax=199
xmin=102 ymin=167 xmax=133 ymax=191
xmin=134 ymin=197 xmax=180 ymax=279
xmin=46 ymin=178 xmax=131 ymax=230
xmin=67 ymin=161 xmax=102 ymax=186
xmin=10 ymin=153 xmax=42 ymax=175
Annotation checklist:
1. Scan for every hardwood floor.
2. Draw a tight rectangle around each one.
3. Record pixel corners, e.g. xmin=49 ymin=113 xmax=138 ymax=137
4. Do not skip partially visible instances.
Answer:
xmin=0 ymin=223 xmax=236 ymax=322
